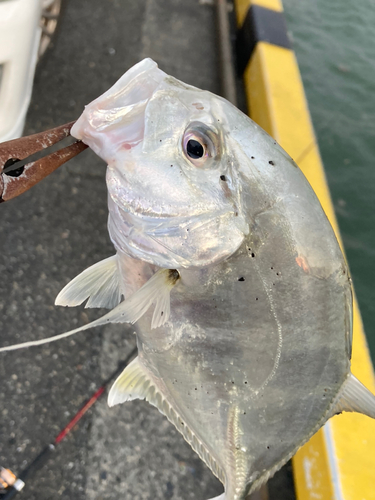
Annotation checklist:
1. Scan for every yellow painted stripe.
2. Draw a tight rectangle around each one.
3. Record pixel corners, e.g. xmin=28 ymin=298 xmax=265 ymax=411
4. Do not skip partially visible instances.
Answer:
xmin=233 ymin=1 xmax=375 ymax=498
xmin=234 ymin=0 xmax=283 ymax=27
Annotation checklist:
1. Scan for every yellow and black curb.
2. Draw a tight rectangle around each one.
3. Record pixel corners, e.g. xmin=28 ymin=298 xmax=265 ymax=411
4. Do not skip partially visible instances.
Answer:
xmin=236 ymin=3 xmax=290 ymax=75
xmin=233 ymin=0 xmax=375 ymax=499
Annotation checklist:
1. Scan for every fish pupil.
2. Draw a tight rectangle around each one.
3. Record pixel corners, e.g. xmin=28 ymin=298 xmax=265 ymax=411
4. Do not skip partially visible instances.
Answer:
xmin=186 ymin=139 xmax=204 ymax=159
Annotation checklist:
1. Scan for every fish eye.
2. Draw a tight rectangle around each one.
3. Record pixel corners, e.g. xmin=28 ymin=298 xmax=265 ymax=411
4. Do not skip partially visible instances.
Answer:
xmin=186 ymin=139 xmax=204 ymax=159
xmin=186 ymin=139 xmax=204 ymax=160
xmin=182 ymin=124 xmax=217 ymax=167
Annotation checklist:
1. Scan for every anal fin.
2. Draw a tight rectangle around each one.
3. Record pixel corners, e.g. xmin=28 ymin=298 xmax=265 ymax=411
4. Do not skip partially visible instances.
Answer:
xmin=108 ymin=357 xmax=225 ymax=485
xmin=108 ymin=356 xmax=152 ymax=406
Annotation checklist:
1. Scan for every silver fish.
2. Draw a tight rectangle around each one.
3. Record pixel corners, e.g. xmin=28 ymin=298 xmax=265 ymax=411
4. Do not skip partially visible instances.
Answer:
xmin=2 ymin=58 xmax=375 ymax=499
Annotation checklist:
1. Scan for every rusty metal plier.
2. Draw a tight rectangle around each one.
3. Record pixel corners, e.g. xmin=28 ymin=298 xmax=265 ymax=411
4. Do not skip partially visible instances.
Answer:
xmin=0 ymin=121 xmax=88 ymax=203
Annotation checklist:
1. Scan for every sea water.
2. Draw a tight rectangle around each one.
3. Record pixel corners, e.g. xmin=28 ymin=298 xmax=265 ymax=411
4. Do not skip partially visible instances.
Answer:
xmin=283 ymin=0 xmax=375 ymax=362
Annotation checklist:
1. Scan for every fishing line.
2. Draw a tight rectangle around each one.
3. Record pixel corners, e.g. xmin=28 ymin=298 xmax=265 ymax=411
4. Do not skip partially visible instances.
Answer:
xmin=1 ymin=346 xmax=137 ymax=499
xmin=0 ymin=269 xmax=177 ymax=353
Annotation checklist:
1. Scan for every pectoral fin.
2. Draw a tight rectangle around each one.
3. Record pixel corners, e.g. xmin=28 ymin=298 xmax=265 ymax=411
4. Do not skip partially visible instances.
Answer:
xmin=0 ymin=269 xmax=179 ymax=353
xmin=332 ymin=373 xmax=375 ymax=418
xmin=55 ymin=255 xmax=122 ymax=309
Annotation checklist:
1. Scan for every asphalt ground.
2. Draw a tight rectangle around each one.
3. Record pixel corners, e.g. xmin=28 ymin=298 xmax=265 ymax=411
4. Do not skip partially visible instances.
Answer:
xmin=0 ymin=1 xmax=295 ymax=499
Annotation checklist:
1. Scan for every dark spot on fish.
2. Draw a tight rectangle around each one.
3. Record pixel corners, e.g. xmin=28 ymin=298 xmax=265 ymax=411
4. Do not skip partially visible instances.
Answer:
xmin=251 ymin=156 xmax=255 ymax=159
xmin=255 ymin=298 xmax=258 ymax=301
xmin=251 ymin=253 xmax=255 ymax=258
xmin=267 ymin=446 xmax=270 ymax=449
xmin=244 ymin=381 xmax=248 ymax=384
xmin=231 ymin=381 xmax=235 ymax=384
xmin=276 ymin=272 xmax=280 ymax=276
xmin=195 ymin=388 xmax=197 ymax=390
xmin=271 ymin=267 xmax=273 ymax=270
xmin=220 ymin=175 xmax=226 ymax=181
xmin=235 ymin=212 xmax=238 ymax=216
xmin=170 ymin=164 xmax=173 ymax=167
xmin=161 ymin=311 xmax=164 ymax=316
xmin=269 ymin=160 xmax=275 ymax=165
xmin=160 ymin=139 xmax=162 ymax=142
xmin=168 ymin=269 xmax=180 ymax=285
xmin=243 ymin=412 xmax=246 ymax=415
xmin=238 ymin=277 xmax=245 ymax=282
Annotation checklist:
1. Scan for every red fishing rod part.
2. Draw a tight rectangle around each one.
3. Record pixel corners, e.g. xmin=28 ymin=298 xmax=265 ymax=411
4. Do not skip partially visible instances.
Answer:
xmin=1 ymin=347 xmax=137 ymax=499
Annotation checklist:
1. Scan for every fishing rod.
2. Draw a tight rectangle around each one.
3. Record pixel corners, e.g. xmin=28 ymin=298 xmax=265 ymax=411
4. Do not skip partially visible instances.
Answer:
xmin=0 ymin=345 xmax=137 ymax=499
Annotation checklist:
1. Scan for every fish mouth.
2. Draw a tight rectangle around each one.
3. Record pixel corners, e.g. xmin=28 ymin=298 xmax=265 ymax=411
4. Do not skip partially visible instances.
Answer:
xmin=71 ymin=58 xmax=167 ymax=162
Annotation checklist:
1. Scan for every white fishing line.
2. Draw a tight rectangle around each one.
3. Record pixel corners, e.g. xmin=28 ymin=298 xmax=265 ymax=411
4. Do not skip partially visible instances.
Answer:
xmin=0 ymin=328 xmax=94 ymax=352
xmin=0 ymin=269 xmax=178 ymax=353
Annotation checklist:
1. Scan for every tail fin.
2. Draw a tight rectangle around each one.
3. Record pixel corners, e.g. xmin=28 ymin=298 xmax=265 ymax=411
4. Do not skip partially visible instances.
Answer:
xmin=333 ymin=373 xmax=375 ymax=418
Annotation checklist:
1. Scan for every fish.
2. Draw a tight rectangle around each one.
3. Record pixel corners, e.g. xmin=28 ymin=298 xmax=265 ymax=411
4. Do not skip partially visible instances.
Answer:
xmin=1 ymin=58 xmax=375 ymax=499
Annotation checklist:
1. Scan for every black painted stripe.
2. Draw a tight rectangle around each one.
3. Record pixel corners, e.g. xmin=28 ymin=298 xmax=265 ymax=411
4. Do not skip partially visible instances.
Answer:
xmin=236 ymin=5 xmax=291 ymax=75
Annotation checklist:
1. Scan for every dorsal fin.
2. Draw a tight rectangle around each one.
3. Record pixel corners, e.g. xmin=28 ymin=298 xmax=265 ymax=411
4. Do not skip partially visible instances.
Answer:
xmin=55 ymin=255 xmax=122 ymax=309
xmin=108 ymin=356 xmax=225 ymax=484
xmin=332 ymin=373 xmax=375 ymax=418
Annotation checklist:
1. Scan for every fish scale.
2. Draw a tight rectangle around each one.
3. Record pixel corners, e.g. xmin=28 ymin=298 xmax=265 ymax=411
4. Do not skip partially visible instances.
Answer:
xmin=132 ymin=228 xmax=349 ymax=497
